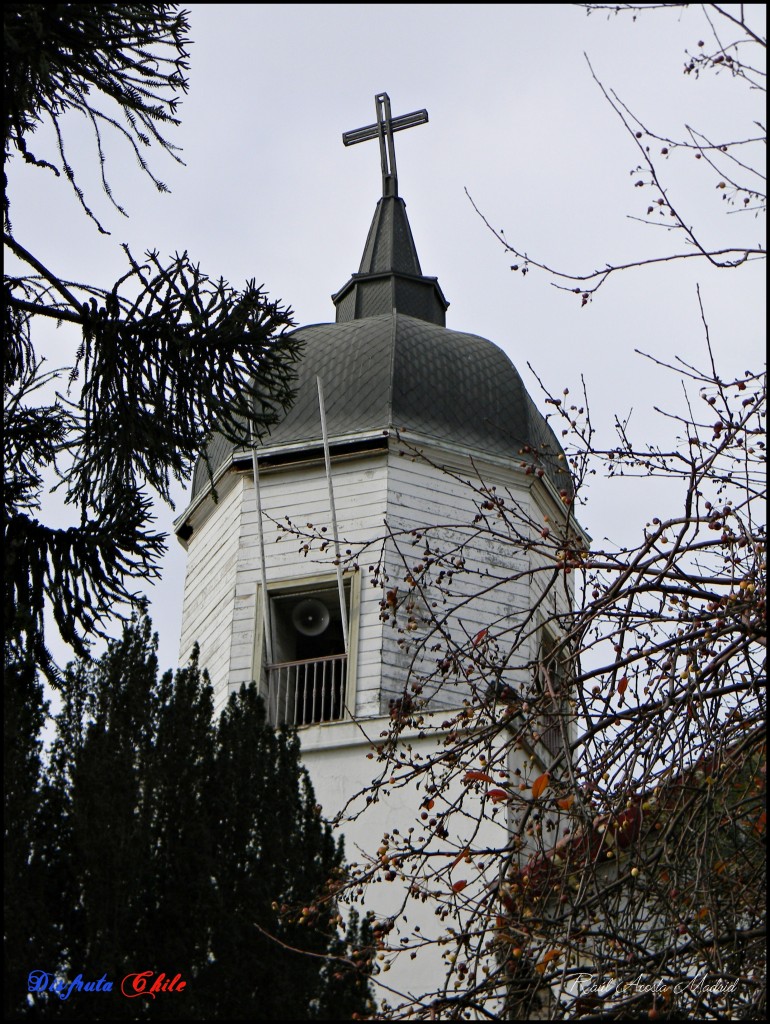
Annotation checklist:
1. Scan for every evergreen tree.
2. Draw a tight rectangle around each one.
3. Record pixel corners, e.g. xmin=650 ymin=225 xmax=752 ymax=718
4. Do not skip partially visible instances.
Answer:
xmin=3 ymin=658 xmax=49 ymax=1019
xmin=315 ymin=910 xmax=378 ymax=1022
xmin=3 ymin=4 xmax=300 ymax=679
xmin=204 ymin=684 xmax=358 ymax=1019
xmin=4 ymin=9 xmax=299 ymax=1010
xmin=17 ymin=617 xmax=372 ymax=1020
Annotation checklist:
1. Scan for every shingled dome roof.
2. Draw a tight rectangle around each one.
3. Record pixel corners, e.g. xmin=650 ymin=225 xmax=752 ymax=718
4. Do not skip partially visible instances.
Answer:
xmin=188 ymin=192 xmax=571 ymax=503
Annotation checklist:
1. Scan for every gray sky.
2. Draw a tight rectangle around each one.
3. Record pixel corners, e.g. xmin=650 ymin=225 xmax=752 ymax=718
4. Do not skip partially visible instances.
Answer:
xmin=7 ymin=3 xmax=765 ymax=674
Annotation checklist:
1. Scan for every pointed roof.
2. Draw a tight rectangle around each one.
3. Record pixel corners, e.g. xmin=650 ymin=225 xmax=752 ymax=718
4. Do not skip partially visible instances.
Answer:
xmin=331 ymin=195 xmax=449 ymax=325
xmin=358 ymin=194 xmax=423 ymax=275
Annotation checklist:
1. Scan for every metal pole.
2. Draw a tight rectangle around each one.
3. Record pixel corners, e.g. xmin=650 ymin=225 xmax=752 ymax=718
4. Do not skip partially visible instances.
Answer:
xmin=317 ymin=376 xmax=349 ymax=648
xmin=250 ymin=422 xmax=274 ymax=666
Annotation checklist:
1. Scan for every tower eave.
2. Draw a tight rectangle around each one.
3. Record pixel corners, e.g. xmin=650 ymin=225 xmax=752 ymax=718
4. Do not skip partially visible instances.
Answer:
xmin=331 ymin=270 xmax=449 ymax=325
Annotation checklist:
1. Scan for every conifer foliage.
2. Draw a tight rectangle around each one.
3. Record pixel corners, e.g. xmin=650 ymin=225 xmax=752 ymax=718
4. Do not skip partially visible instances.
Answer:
xmin=10 ymin=615 xmax=374 ymax=1020
xmin=3 ymin=4 xmax=301 ymax=678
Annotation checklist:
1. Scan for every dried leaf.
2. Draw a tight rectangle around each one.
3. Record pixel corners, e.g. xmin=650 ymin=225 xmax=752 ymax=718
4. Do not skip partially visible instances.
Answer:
xmin=618 ymin=676 xmax=628 ymax=695
xmin=532 ymin=773 xmax=550 ymax=799
xmin=535 ymin=949 xmax=561 ymax=973
xmin=487 ymin=788 xmax=510 ymax=803
xmin=452 ymin=879 xmax=468 ymax=893
xmin=463 ymin=770 xmax=495 ymax=785
xmin=450 ymin=847 xmax=470 ymax=869
xmin=557 ymin=795 xmax=575 ymax=810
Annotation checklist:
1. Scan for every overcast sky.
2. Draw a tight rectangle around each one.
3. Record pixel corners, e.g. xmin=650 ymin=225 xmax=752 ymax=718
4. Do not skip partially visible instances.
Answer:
xmin=7 ymin=3 xmax=765 ymax=675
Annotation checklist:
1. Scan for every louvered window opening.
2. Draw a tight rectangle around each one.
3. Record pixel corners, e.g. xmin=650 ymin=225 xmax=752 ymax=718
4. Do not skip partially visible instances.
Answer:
xmin=538 ymin=635 xmax=569 ymax=758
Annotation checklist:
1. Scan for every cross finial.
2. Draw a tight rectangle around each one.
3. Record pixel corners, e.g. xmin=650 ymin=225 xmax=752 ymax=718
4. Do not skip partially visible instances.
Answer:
xmin=342 ymin=93 xmax=428 ymax=198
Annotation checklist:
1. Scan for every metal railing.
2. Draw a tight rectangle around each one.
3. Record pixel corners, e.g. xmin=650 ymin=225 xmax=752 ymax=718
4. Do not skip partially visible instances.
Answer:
xmin=266 ymin=654 xmax=347 ymax=727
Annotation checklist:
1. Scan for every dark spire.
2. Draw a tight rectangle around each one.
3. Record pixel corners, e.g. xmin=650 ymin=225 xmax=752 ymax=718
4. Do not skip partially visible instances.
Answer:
xmin=333 ymin=94 xmax=449 ymax=326
xmin=358 ymin=194 xmax=422 ymax=276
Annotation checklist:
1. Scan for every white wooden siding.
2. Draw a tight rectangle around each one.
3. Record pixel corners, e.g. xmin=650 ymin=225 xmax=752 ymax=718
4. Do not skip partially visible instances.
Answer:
xmin=249 ymin=458 xmax=389 ymax=719
xmin=178 ymin=477 xmax=244 ymax=714
xmin=176 ymin=455 xmax=390 ymax=715
xmin=381 ymin=453 xmax=535 ymax=714
xmin=178 ymin=441 xmax=575 ymax=723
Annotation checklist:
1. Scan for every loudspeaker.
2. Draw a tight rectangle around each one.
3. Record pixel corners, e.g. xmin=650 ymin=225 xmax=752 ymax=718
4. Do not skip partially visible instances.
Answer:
xmin=292 ymin=598 xmax=330 ymax=637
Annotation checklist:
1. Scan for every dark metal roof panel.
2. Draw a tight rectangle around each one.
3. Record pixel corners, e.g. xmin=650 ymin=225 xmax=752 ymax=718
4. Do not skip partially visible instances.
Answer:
xmin=261 ymin=317 xmax=395 ymax=446
xmin=189 ymin=314 xmax=571 ymax=501
xmin=358 ymin=196 xmax=422 ymax=275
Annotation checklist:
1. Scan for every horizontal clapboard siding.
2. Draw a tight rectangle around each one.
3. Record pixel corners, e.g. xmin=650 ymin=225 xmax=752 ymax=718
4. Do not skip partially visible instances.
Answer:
xmin=179 ymin=478 xmax=244 ymax=710
xmin=178 ymin=441 xmax=574 ymax=723
xmin=229 ymin=456 xmax=389 ymax=718
xmin=382 ymin=455 xmax=534 ymax=714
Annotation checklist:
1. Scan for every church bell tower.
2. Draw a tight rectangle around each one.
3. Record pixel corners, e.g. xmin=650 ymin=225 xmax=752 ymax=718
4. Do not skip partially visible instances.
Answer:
xmin=175 ymin=91 xmax=578 ymax=997
xmin=176 ymin=93 xmax=573 ymax=733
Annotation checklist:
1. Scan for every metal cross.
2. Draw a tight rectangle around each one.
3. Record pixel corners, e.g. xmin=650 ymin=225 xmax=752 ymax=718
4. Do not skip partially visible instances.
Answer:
xmin=342 ymin=93 xmax=428 ymax=198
